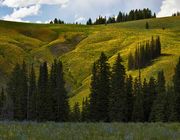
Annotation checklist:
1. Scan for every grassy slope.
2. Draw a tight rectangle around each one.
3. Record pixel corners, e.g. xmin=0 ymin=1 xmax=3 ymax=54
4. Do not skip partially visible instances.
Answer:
xmin=0 ymin=17 xmax=180 ymax=107
xmin=67 ymin=17 xmax=180 ymax=107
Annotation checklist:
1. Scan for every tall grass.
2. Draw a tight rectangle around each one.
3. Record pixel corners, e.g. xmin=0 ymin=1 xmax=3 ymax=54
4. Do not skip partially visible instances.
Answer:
xmin=0 ymin=122 xmax=180 ymax=140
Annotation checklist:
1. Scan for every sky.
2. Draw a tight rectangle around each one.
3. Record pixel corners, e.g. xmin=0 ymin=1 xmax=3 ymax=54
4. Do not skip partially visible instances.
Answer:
xmin=0 ymin=0 xmax=180 ymax=23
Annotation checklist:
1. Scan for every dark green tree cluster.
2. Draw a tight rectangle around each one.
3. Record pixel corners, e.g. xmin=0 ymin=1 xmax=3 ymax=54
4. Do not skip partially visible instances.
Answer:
xmin=87 ymin=8 xmax=156 ymax=25
xmin=89 ymin=52 xmax=111 ymax=121
xmin=94 ymin=16 xmax=107 ymax=25
xmin=6 ymin=60 xmax=69 ymax=121
xmin=128 ymin=36 xmax=161 ymax=70
xmin=2 ymin=53 xmax=180 ymax=123
xmin=81 ymin=53 xmax=180 ymax=122
xmin=50 ymin=18 xmax=65 ymax=24
xmin=86 ymin=18 xmax=92 ymax=25
xmin=117 ymin=8 xmax=156 ymax=23
xmin=107 ymin=16 xmax=116 ymax=24
xmin=0 ymin=88 xmax=5 ymax=118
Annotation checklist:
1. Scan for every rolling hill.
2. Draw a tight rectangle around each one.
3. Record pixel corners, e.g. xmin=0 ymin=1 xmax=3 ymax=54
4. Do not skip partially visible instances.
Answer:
xmin=0 ymin=16 xmax=180 ymax=107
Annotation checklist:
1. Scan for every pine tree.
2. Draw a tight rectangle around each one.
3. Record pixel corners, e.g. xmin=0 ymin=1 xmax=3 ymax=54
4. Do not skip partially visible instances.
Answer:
xmin=81 ymin=97 xmax=89 ymax=122
xmin=128 ymin=36 xmax=162 ymax=70
xmin=54 ymin=60 xmax=69 ymax=122
xmin=89 ymin=62 xmax=99 ymax=121
xmin=170 ymin=57 xmax=180 ymax=121
xmin=151 ymin=71 xmax=166 ymax=122
xmin=7 ymin=64 xmax=23 ymax=120
xmin=126 ymin=75 xmax=133 ymax=122
xmin=37 ymin=62 xmax=49 ymax=121
xmin=0 ymin=88 xmax=5 ymax=117
xmin=156 ymin=36 xmax=161 ymax=57
xmin=142 ymin=78 xmax=149 ymax=121
xmin=132 ymin=77 xmax=144 ymax=122
xmin=168 ymin=87 xmax=178 ymax=122
xmin=153 ymin=13 xmax=156 ymax=18
xmin=20 ymin=61 xmax=28 ymax=120
xmin=146 ymin=22 xmax=149 ymax=29
xmin=173 ymin=57 xmax=180 ymax=93
xmin=71 ymin=102 xmax=81 ymax=122
xmin=54 ymin=18 xmax=58 ymax=24
xmin=109 ymin=53 xmax=127 ymax=122
xmin=148 ymin=77 xmax=157 ymax=121
xmin=117 ymin=11 xmax=123 ymax=22
xmin=89 ymin=52 xmax=110 ymax=122
xmin=49 ymin=61 xmax=56 ymax=121
xmin=28 ymin=64 xmax=37 ymax=120
xmin=128 ymin=52 xmax=134 ymax=70
xmin=87 ymin=18 xmax=92 ymax=25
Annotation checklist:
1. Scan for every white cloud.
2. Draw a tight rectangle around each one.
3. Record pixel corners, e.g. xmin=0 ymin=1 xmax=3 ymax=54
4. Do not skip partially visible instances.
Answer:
xmin=0 ymin=0 xmax=164 ymax=23
xmin=75 ymin=16 xmax=85 ymax=23
xmin=1 ymin=0 xmax=69 ymax=22
xmin=36 ymin=20 xmax=42 ymax=23
xmin=59 ymin=0 xmax=162 ymax=23
xmin=1 ymin=0 xmax=69 ymax=8
xmin=157 ymin=0 xmax=180 ymax=17
xmin=3 ymin=5 xmax=40 ymax=21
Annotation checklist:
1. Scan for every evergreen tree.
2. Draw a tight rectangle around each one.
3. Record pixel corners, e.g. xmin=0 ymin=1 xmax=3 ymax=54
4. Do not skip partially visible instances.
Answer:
xmin=89 ymin=52 xmax=110 ymax=122
xmin=49 ymin=61 xmax=56 ymax=121
xmin=81 ymin=97 xmax=89 ymax=122
xmin=126 ymin=75 xmax=133 ymax=122
xmin=0 ymin=88 xmax=5 ymax=117
xmin=89 ymin=62 xmax=99 ymax=121
xmin=20 ymin=61 xmax=28 ymax=120
xmin=71 ymin=102 xmax=81 ymax=122
xmin=142 ymin=78 xmax=149 ymax=121
xmin=7 ymin=64 xmax=24 ymax=120
xmin=170 ymin=57 xmax=180 ymax=121
xmin=117 ymin=11 xmax=123 ymax=22
xmin=37 ymin=62 xmax=49 ymax=121
xmin=168 ymin=87 xmax=178 ymax=122
xmin=54 ymin=60 xmax=69 ymax=122
xmin=109 ymin=53 xmax=127 ymax=122
xmin=128 ymin=52 xmax=134 ymax=70
xmin=173 ymin=57 xmax=180 ymax=93
xmin=54 ymin=18 xmax=58 ymax=24
xmin=153 ymin=13 xmax=156 ymax=18
xmin=107 ymin=16 xmax=116 ymax=24
xmin=28 ymin=64 xmax=37 ymax=120
xmin=128 ymin=36 xmax=162 ymax=70
xmin=151 ymin=71 xmax=166 ymax=122
xmin=132 ymin=77 xmax=144 ymax=122
xmin=146 ymin=22 xmax=149 ymax=29
xmin=87 ymin=18 xmax=92 ymax=25
xmin=156 ymin=36 xmax=161 ymax=57
xmin=148 ymin=77 xmax=157 ymax=121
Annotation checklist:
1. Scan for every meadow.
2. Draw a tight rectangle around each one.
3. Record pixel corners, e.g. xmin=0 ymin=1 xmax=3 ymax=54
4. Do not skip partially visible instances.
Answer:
xmin=0 ymin=16 xmax=180 ymax=107
xmin=0 ymin=122 xmax=180 ymax=140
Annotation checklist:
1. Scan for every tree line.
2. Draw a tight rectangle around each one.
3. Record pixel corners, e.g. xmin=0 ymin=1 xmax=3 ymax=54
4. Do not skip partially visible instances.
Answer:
xmin=0 ymin=53 xmax=180 ymax=122
xmin=0 ymin=60 xmax=69 ymax=121
xmin=50 ymin=18 xmax=65 ymax=24
xmin=87 ymin=8 xmax=156 ymax=25
xmin=128 ymin=36 xmax=161 ymax=70
xmin=79 ymin=53 xmax=180 ymax=122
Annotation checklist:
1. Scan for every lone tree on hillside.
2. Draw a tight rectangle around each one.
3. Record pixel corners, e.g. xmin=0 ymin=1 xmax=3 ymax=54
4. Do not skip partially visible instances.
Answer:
xmin=146 ymin=22 xmax=149 ymax=29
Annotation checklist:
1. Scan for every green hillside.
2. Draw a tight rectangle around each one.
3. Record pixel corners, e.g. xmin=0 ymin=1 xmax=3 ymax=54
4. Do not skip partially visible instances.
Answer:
xmin=0 ymin=16 xmax=180 ymax=107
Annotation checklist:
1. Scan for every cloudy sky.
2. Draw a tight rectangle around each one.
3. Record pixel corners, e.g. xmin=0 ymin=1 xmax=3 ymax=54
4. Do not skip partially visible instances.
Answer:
xmin=0 ymin=0 xmax=179 ymax=23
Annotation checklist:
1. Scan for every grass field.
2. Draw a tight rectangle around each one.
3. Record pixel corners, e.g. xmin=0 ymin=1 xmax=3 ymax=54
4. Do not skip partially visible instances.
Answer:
xmin=0 ymin=122 xmax=180 ymax=140
xmin=0 ymin=16 xmax=180 ymax=107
